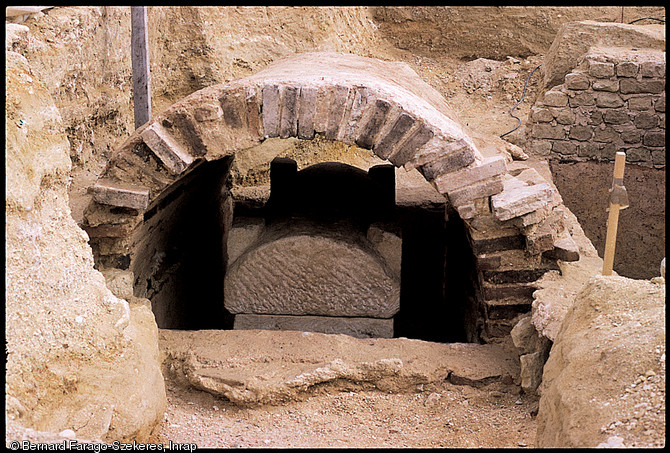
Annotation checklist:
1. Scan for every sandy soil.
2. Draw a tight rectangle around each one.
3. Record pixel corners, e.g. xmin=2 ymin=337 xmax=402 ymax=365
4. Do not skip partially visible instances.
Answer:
xmin=150 ymin=369 xmax=538 ymax=449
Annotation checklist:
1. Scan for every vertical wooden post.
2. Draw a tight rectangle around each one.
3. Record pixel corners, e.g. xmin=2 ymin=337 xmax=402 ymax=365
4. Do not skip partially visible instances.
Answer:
xmin=602 ymin=152 xmax=627 ymax=276
xmin=131 ymin=6 xmax=151 ymax=129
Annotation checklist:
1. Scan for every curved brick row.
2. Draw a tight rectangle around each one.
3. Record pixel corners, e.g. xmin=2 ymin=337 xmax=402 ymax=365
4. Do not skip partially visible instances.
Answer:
xmin=83 ymin=52 xmax=579 ymax=340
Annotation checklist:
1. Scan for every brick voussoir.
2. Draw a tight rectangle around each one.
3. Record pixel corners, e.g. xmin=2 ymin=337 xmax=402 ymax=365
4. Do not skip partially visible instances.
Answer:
xmin=445 ymin=175 xmax=504 ymax=207
xmin=434 ymin=155 xmax=507 ymax=194
xmin=337 ymin=85 xmax=373 ymax=145
xmin=388 ymin=121 xmax=435 ymax=166
xmin=325 ymin=84 xmax=351 ymax=141
xmin=279 ymin=84 xmax=300 ymax=139
xmin=297 ymin=85 xmax=318 ymax=140
xmin=140 ymin=122 xmax=195 ymax=175
xmin=261 ymin=83 xmax=281 ymax=138
xmin=92 ymin=179 xmax=151 ymax=210
xmin=373 ymin=110 xmax=416 ymax=159
xmin=245 ymin=85 xmax=264 ymax=139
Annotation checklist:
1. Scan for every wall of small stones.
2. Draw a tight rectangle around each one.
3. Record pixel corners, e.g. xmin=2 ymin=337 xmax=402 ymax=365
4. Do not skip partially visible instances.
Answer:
xmin=527 ymin=46 xmax=666 ymax=279
xmin=528 ymin=47 xmax=665 ymax=168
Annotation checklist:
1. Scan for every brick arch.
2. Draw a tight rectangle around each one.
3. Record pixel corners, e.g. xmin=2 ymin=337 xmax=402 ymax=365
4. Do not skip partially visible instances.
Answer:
xmin=85 ymin=52 xmax=576 ymax=340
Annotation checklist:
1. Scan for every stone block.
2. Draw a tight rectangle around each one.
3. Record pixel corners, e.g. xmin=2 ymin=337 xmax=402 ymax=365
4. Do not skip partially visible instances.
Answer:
xmin=456 ymin=203 xmax=477 ymax=220
xmin=100 ymin=268 xmax=135 ymax=301
xmin=227 ymin=217 xmax=266 ymax=266
xmin=588 ymin=110 xmax=603 ymax=125
xmin=619 ymin=127 xmax=641 ymax=144
xmin=620 ymin=79 xmax=665 ymax=94
xmin=482 ymin=282 xmax=535 ymax=303
xmin=420 ymin=147 xmax=476 ymax=181
xmin=297 ymin=86 xmax=318 ymax=140
xmin=91 ymin=179 xmax=150 ymax=210
xmin=552 ymin=140 xmax=577 ymax=155
xmin=615 ymin=61 xmax=639 ymax=78
xmin=389 ymin=122 xmax=434 ymax=166
xmin=651 ymin=149 xmax=665 ymax=166
xmin=554 ymin=108 xmax=576 ymax=125
xmin=233 ymin=314 xmax=394 ymax=339
xmin=529 ymin=140 xmax=552 ymax=156
xmin=367 ymin=224 xmax=402 ymax=280
xmin=279 ymin=85 xmax=299 ymax=139
xmin=532 ymin=124 xmax=565 ymax=140
xmin=627 ymin=95 xmax=652 ymax=111
xmin=564 ymin=72 xmax=590 ymax=90
xmin=592 ymin=79 xmax=618 ymax=92
xmin=640 ymin=60 xmax=666 ymax=78
xmin=603 ymin=109 xmax=630 ymax=125
xmin=434 ymin=155 xmax=506 ymax=194
xmin=568 ymin=91 xmax=595 ymax=107
xmin=654 ymin=95 xmax=665 ymax=113
xmin=633 ymin=111 xmax=659 ymax=129
xmin=325 ymin=85 xmax=351 ymax=140
xmin=643 ymin=131 xmax=665 ymax=147
xmin=626 ymin=147 xmax=652 ymax=162
xmin=355 ymin=99 xmax=392 ymax=149
xmin=491 ymin=181 xmax=554 ymax=222
xmin=593 ymin=125 xmax=618 ymax=143
xmin=511 ymin=315 xmax=550 ymax=355
xmin=261 ymin=84 xmax=281 ymax=138
xmin=373 ymin=111 xmax=416 ymax=159
xmin=224 ymin=224 xmax=400 ymax=318
xmin=587 ymin=60 xmax=615 ymax=78
xmin=524 ymin=210 xmax=565 ymax=255
xmin=543 ymin=90 xmax=569 ymax=107
xmin=595 ymin=92 xmax=624 ymax=108
xmin=520 ymin=351 xmax=547 ymax=392
xmin=218 ymin=89 xmax=245 ymax=128
xmin=531 ymin=107 xmax=554 ymax=123
xmin=577 ymin=142 xmax=599 ymax=158
xmin=543 ymin=231 xmax=580 ymax=262
xmin=447 ymin=175 xmax=504 ymax=207
xmin=140 ymin=123 xmax=194 ymax=175
xmin=568 ymin=125 xmax=593 ymax=141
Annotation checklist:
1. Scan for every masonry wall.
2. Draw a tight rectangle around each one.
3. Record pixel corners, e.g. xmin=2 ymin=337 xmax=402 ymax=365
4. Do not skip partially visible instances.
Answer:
xmin=527 ymin=47 xmax=666 ymax=279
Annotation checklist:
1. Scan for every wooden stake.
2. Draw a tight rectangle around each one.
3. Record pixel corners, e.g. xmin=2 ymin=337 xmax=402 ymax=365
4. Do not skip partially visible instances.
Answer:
xmin=131 ymin=6 xmax=151 ymax=129
xmin=602 ymin=152 xmax=627 ymax=276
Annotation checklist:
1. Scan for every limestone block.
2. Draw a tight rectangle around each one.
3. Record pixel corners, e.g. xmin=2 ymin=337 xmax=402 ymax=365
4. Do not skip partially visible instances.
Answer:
xmin=446 ymin=175 xmax=504 ymax=207
xmin=544 ymin=230 xmax=580 ymax=262
xmin=519 ymin=351 xmax=548 ymax=392
xmin=591 ymin=79 xmax=618 ymax=92
xmin=140 ymin=123 xmax=194 ymax=174
xmin=542 ymin=90 xmax=569 ymax=107
xmin=491 ymin=179 xmax=554 ymax=222
xmin=434 ymin=155 xmax=506 ymax=194
xmin=587 ymin=60 xmax=614 ymax=78
xmin=367 ymin=223 xmax=402 ymax=280
xmin=91 ymin=179 xmax=150 ymax=211
xmin=226 ymin=217 xmax=266 ymax=266
xmin=233 ymin=314 xmax=394 ymax=339
xmin=100 ymin=268 xmax=135 ymax=301
xmin=224 ymin=224 xmax=400 ymax=318
xmin=620 ymin=79 xmax=665 ymax=94
xmin=511 ymin=315 xmax=550 ymax=355
xmin=616 ymin=61 xmax=639 ymax=78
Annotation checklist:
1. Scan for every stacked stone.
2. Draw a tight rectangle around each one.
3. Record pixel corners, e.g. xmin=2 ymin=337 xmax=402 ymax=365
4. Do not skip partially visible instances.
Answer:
xmin=528 ymin=47 xmax=665 ymax=168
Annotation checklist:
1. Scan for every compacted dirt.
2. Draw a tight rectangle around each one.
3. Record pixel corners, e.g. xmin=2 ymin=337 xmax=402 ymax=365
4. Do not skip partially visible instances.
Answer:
xmin=147 ymin=329 xmax=539 ymax=449
xmin=151 ymin=377 xmax=538 ymax=448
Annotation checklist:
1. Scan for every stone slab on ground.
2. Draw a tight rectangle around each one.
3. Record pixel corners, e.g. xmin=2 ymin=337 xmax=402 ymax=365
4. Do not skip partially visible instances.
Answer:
xmin=233 ymin=314 xmax=394 ymax=339
xmin=159 ymin=329 xmax=520 ymax=406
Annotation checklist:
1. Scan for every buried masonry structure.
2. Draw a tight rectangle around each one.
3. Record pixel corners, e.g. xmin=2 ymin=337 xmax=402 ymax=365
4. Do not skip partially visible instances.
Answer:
xmin=84 ymin=52 xmax=580 ymax=342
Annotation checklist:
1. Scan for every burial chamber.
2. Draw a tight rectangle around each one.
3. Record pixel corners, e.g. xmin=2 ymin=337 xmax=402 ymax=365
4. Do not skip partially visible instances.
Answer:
xmin=83 ymin=52 xmax=577 ymax=342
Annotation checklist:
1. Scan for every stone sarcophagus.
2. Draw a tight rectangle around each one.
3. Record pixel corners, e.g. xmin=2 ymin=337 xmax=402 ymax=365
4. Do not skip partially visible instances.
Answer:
xmin=224 ymin=157 xmax=402 ymax=338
